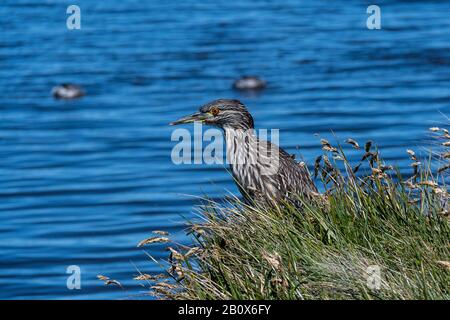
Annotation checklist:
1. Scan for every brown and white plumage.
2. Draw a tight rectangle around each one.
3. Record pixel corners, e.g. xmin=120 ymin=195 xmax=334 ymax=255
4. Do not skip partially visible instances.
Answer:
xmin=170 ymin=99 xmax=317 ymax=207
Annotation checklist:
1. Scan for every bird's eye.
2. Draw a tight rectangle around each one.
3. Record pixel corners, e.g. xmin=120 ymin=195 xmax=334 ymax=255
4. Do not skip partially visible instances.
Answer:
xmin=210 ymin=107 xmax=220 ymax=116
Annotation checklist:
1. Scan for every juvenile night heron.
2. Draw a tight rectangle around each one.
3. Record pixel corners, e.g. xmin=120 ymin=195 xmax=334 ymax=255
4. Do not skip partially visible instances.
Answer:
xmin=170 ymin=99 xmax=318 ymax=207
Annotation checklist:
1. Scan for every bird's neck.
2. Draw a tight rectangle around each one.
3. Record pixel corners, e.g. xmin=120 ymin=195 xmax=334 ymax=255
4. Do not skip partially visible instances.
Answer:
xmin=223 ymin=127 xmax=280 ymax=200
xmin=224 ymin=127 xmax=256 ymax=136
xmin=224 ymin=128 xmax=257 ymax=166
xmin=224 ymin=128 xmax=257 ymax=146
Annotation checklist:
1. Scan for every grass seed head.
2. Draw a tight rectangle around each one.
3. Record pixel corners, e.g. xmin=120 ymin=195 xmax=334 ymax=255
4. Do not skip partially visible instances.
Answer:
xmin=137 ymin=236 xmax=170 ymax=247
xmin=152 ymin=230 xmax=169 ymax=236
xmin=345 ymin=138 xmax=360 ymax=149
xmin=134 ymin=274 xmax=155 ymax=281
xmin=418 ymin=181 xmax=439 ymax=188
xmin=262 ymin=252 xmax=282 ymax=271
xmin=435 ymin=261 xmax=450 ymax=270
xmin=168 ymin=247 xmax=184 ymax=260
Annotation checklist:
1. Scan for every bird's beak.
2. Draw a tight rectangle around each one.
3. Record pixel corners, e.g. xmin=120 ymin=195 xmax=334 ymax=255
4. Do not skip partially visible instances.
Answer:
xmin=169 ymin=112 xmax=211 ymax=126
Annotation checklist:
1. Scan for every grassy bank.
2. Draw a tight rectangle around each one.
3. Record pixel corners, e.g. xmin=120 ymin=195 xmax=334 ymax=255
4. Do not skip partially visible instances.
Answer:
xmin=143 ymin=129 xmax=449 ymax=300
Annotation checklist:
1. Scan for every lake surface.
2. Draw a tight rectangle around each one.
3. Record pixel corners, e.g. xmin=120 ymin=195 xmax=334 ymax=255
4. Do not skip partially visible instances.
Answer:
xmin=1 ymin=0 xmax=449 ymax=299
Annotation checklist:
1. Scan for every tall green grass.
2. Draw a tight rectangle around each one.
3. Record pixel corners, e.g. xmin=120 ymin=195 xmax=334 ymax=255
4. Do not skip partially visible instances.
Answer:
xmin=141 ymin=128 xmax=449 ymax=300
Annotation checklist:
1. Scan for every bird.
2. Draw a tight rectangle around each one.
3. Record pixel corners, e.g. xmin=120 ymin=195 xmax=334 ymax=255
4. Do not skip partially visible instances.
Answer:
xmin=232 ymin=76 xmax=266 ymax=91
xmin=170 ymin=99 xmax=318 ymax=208
xmin=52 ymin=84 xmax=84 ymax=100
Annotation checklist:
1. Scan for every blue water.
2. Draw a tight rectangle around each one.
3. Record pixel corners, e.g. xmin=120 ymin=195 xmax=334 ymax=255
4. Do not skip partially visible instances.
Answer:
xmin=1 ymin=0 xmax=449 ymax=299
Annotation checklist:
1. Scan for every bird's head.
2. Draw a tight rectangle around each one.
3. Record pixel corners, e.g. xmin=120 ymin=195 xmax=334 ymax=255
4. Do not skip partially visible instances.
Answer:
xmin=170 ymin=99 xmax=254 ymax=130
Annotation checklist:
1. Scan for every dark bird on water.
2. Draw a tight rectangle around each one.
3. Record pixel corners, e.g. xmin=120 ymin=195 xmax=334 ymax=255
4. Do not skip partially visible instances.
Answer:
xmin=170 ymin=99 xmax=318 ymax=207
xmin=232 ymin=76 xmax=266 ymax=91
xmin=52 ymin=84 xmax=84 ymax=100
